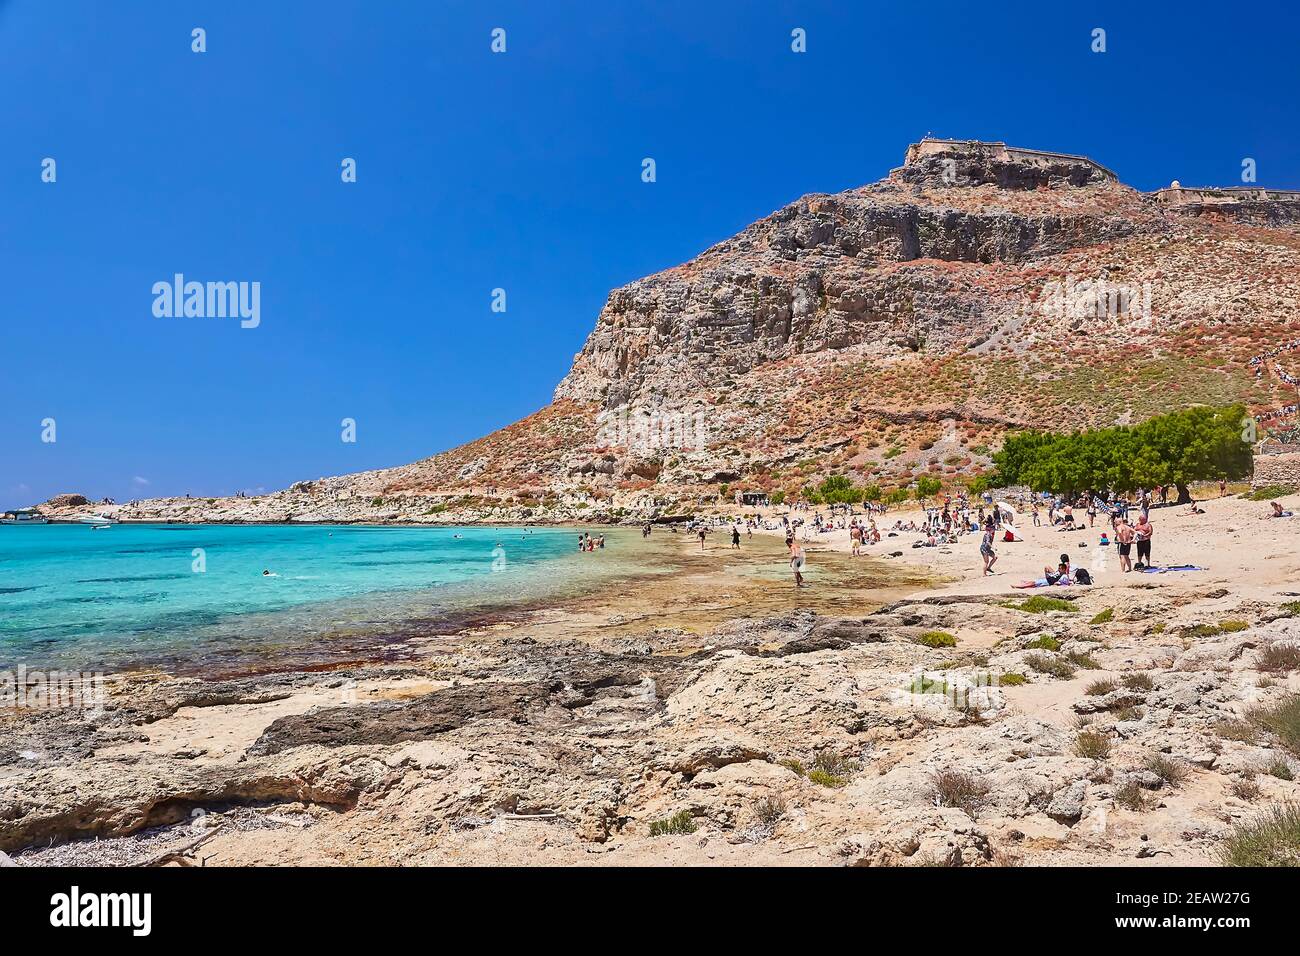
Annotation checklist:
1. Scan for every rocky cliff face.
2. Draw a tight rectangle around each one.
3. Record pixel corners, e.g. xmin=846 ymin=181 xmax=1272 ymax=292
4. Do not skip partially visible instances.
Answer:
xmin=50 ymin=140 xmax=1300 ymax=523
xmin=555 ymin=144 xmax=1151 ymax=409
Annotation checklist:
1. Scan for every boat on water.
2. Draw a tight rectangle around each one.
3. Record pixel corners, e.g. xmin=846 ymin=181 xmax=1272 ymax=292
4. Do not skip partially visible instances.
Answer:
xmin=1 ymin=508 xmax=48 ymax=525
xmin=78 ymin=515 xmax=116 ymax=528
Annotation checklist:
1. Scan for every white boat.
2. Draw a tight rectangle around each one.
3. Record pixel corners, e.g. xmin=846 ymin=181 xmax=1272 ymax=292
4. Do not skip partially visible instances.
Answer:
xmin=78 ymin=515 xmax=116 ymax=527
xmin=0 ymin=508 xmax=48 ymax=525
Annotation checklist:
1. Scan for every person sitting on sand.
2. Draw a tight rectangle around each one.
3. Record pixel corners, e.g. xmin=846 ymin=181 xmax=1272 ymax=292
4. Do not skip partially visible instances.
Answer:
xmin=1270 ymin=501 xmax=1294 ymax=518
xmin=1044 ymin=553 xmax=1072 ymax=585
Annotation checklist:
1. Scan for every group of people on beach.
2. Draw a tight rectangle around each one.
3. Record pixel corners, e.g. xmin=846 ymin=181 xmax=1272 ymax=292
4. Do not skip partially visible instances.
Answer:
xmin=577 ymin=532 xmax=605 ymax=551
xmin=654 ymin=471 xmax=1300 ymax=593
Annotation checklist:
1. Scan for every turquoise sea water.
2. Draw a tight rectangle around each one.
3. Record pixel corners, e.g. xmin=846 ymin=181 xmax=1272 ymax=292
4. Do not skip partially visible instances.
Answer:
xmin=0 ymin=524 xmax=639 ymax=674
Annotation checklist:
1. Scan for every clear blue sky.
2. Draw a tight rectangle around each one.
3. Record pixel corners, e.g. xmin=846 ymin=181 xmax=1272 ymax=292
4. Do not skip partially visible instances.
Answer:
xmin=3 ymin=0 xmax=1297 ymax=505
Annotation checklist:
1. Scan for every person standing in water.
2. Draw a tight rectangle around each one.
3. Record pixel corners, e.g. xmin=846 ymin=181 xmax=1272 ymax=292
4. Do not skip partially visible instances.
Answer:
xmin=787 ymin=535 xmax=806 ymax=588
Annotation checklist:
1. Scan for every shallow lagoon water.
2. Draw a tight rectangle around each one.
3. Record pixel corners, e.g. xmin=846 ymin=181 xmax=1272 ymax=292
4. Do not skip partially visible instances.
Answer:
xmin=0 ymin=524 xmax=647 ymax=673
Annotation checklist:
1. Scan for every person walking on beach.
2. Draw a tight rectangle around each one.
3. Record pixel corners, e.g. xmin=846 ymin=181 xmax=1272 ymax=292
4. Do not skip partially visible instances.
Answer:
xmin=980 ymin=519 xmax=997 ymax=576
xmin=697 ymin=526 xmax=707 ymax=550
xmin=787 ymin=535 xmax=806 ymax=588
xmin=850 ymin=523 xmax=862 ymax=556
xmin=731 ymin=525 xmax=741 ymax=549
xmin=1133 ymin=513 xmax=1154 ymax=569
xmin=1116 ymin=519 xmax=1135 ymax=573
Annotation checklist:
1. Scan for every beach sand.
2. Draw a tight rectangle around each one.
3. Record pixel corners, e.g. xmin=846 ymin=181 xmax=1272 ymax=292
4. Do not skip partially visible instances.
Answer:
xmin=4 ymin=491 xmax=1300 ymax=867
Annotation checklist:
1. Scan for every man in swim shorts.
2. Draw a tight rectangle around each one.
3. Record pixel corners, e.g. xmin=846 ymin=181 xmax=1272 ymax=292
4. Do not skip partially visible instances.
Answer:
xmin=1116 ymin=519 xmax=1135 ymax=573
xmin=1133 ymin=514 xmax=1153 ymax=568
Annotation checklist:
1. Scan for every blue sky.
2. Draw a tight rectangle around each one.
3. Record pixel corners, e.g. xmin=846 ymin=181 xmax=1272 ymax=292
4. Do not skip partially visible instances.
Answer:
xmin=3 ymin=0 xmax=1297 ymax=505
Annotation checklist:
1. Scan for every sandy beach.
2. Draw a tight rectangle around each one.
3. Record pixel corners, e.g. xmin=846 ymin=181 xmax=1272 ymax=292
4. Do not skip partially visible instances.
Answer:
xmin=3 ymin=487 xmax=1299 ymax=868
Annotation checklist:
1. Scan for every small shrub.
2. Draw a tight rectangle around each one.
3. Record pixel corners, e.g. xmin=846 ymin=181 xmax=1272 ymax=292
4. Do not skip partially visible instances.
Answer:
xmin=1219 ymin=801 xmax=1300 ymax=866
xmin=1025 ymin=634 xmax=1060 ymax=651
xmin=1145 ymin=754 xmax=1190 ymax=787
xmin=1089 ymin=608 xmax=1114 ymax=625
xmin=1122 ymin=672 xmax=1156 ymax=691
xmin=998 ymin=672 xmax=1028 ymax=686
xmin=1074 ymin=731 xmax=1112 ymax=759
xmin=648 ymin=810 xmax=697 ymax=837
xmin=1026 ymin=653 xmax=1076 ymax=679
xmin=807 ymin=769 xmax=848 ymax=788
xmin=1246 ymin=696 xmax=1300 ymax=754
xmin=1085 ymin=679 xmax=1118 ymax=696
xmin=1279 ymin=601 xmax=1300 ymax=617
xmin=931 ymin=770 xmax=991 ymax=817
xmin=1113 ymin=705 xmax=1144 ymax=722
xmin=1066 ymin=651 xmax=1100 ymax=669
xmin=1003 ymin=596 xmax=1076 ymax=614
xmin=1265 ymin=757 xmax=1295 ymax=781
xmin=1215 ymin=719 xmax=1259 ymax=743
xmin=1220 ymin=620 xmax=1250 ymax=633
xmin=1231 ymin=775 xmax=1263 ymax=802
xmin=1245 ymin=485 xmax=1291 ymax=501
xmin=749 ymin=795 xmax=787 ymax=830
xmin=1180 ymin=623 xmax=1224 ymax=639
xmin=1114 ymin=778 xmax=1149 ymax=811
xmin=915 ymin=630 xmax=957 ymax=648
xmin=808 ymin=751 xmax=859 ymax=788
xmin=1258 ymin=643 xmax=1300 ymax=674
xmin=780 ymin=758 xmax=806 ymax=777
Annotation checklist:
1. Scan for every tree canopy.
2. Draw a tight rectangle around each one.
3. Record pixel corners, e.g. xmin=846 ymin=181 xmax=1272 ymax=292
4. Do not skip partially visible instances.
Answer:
xmin=992 ymin=404 xmax=1253 ymax=501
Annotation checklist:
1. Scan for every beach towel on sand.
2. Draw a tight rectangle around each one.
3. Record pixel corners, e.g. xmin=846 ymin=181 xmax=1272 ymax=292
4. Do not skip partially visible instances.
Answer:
xmin=1140 ymin=565 xmax=1206 ymax=574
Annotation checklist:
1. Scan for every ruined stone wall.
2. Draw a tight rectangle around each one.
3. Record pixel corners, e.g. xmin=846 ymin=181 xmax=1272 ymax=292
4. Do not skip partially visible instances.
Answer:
xmin=1253 ymin=452 xmax=1300 ymax=489
xmin=1154 ymin=186 xmax=1300 ymax=205
xmin=904 ymin=139 xmax=1117 ymax=183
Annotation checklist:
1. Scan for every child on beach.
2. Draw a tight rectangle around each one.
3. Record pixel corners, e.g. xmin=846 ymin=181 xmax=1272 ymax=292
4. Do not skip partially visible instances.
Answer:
xmin=980 ymin=520 xmax=997 ymax=575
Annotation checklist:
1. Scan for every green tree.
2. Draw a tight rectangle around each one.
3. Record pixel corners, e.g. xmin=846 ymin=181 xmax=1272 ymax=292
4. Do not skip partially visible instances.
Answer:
xmin=993 ymin=404 xmax=1252 ymax=502
xmin=914 ymin=475 xmax=942 ymax=503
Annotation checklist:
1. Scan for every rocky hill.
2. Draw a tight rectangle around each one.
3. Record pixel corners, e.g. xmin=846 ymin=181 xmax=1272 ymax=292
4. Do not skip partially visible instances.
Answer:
xmin=46 ymin=139 xmax=1300 ymax=524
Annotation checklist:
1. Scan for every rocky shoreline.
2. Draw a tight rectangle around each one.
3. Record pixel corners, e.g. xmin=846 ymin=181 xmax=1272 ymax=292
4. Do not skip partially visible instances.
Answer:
xmin=5 ymin=504 xmax=1300 ymax=867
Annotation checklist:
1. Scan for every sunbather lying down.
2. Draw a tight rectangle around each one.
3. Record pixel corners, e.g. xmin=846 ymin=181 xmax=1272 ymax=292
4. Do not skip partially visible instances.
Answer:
xmin=1013 ymin=554 xmax=1092 ymax=588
